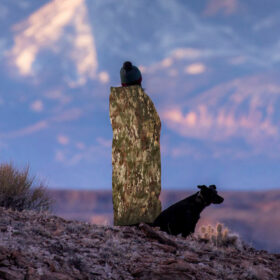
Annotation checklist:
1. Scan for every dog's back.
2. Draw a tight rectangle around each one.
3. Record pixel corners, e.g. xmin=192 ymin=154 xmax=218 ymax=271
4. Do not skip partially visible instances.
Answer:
xmin=153 ymin=193 xmax=199 ymax=236
xmin=153 ymin=185 xmax=224 ymax=237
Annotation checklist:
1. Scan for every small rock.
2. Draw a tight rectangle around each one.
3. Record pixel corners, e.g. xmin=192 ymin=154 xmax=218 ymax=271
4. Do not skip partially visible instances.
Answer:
xmin=0 ymin=267 xmax=23 ymax=280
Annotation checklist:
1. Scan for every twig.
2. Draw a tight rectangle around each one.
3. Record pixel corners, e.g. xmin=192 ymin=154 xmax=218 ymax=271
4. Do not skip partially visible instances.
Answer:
xmin=139 ymin=223 xmax=178 ymax=248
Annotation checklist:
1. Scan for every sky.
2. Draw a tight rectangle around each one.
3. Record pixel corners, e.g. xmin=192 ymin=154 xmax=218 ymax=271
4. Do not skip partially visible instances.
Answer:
xmin=0 ymin=0 xmax=280 ymax=190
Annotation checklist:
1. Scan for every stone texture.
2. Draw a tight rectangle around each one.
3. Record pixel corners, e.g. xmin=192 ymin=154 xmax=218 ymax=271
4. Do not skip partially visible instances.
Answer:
xmin=109 ymin=85 xmax=162 ymax=225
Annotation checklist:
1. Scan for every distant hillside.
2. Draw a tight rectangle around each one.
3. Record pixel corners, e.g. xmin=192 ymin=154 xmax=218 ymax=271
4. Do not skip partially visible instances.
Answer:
xmin=49 ymin=189 xmax=280 ymax=253
xmin=0 ymin=207 xmax=279 ymax=279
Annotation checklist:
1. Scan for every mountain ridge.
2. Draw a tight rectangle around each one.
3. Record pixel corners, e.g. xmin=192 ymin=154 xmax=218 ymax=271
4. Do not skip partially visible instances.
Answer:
xmin=49 ymin=189 xmax=280 ymax=253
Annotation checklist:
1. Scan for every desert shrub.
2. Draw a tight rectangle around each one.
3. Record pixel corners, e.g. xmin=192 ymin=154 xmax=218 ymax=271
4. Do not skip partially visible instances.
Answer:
xmin=197 ymin=223 xmax=243 ymax=250
xmin=0 ymin=162 xmax=52 ymax=212
xmin=68 ymin=255 xmax=84 ymax=271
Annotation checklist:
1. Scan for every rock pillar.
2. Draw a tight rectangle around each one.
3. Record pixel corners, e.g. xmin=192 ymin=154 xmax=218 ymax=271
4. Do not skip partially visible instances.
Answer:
xmin=109 ymin=86 xmax=162 ymax=225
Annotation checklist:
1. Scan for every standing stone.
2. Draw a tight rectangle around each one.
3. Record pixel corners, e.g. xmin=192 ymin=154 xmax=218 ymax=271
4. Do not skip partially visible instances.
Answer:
xmin=110 ymin=85 xmax=162 ymax=226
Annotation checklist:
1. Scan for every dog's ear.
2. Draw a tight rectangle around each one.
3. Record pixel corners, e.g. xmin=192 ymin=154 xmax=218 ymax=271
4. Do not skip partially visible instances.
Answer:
xmin=209 ymin=185 xmax=216 ymax=190
xmin=197 ymin=185 xmax=207 ymax=190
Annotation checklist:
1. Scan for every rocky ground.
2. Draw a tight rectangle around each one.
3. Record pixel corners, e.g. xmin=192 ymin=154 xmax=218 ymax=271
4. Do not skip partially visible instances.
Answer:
xmin=50 ymin=189 xmax=280 ymax=253
xmin=0 ymin=207 xmax=279 ymax=280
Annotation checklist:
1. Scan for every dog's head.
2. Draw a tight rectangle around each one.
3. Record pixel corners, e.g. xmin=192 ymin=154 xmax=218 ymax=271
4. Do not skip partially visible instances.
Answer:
xmin=197 ymin=185 xmax=224 ymax=206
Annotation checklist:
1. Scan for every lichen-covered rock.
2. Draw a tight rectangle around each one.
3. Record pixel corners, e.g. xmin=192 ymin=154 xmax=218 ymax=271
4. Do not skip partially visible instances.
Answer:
xmin=109 ymin=86 xmax=162 ymax=225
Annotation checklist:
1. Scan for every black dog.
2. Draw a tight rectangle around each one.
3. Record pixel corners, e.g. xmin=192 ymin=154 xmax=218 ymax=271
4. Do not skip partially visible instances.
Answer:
xmin=153 ymin=185 xmax=224 ymax=237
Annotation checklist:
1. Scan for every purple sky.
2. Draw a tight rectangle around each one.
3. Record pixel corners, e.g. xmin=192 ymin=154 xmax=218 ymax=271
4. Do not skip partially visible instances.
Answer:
xmin=0 ymin=0 xmax=280 ymax=190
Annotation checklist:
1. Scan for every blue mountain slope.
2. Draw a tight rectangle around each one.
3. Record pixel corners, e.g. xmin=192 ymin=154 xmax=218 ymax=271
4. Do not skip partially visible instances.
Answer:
xmin=0 ymin=0 xmax=280 ymax=189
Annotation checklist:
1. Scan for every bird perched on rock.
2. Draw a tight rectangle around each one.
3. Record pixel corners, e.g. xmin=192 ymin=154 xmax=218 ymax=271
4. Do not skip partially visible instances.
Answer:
xmin=120 ymin=61 xmax=142 ymax=87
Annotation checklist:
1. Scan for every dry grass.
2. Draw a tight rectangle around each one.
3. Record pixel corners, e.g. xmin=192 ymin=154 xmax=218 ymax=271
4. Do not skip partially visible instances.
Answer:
xmin=197 ymin=223 xmax=243 ymax=250
xmin=0 ymin=162 xmax=52 ymax=212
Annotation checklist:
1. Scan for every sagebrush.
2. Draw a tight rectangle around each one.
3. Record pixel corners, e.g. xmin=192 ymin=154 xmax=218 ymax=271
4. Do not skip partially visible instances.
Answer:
xmin=198 ymin=223 xmax=243 ymax=250
xmin=0 ymin=163 xmax=52 ymax=211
